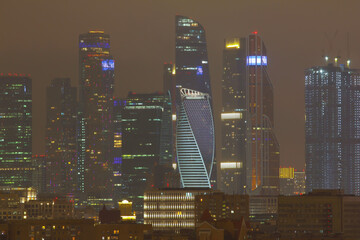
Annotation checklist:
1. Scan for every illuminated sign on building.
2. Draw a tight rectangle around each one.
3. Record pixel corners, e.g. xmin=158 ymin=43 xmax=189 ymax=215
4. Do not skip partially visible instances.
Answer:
xmin=246 ymin=56 xmax=268 ymax=66
xmin=102 ymin=59 xmax=114 ymax=71
xmin=196 ymin=66 xmax=203 ymax=75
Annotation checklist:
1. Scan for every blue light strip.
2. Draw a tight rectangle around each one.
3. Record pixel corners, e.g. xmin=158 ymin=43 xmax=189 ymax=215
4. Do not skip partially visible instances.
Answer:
xmin=246 ymin=56 xmax=267 ymax=66
xmin=102 ymin=59 xmax=115 ymax=71
xmin=79 ymin=42 xmax=110 ymax=49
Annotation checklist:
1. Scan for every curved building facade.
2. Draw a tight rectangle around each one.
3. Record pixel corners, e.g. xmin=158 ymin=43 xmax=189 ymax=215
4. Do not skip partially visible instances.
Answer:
xmin=175 ymin=16 xmax=215 ymax=188
xmin=176 ymin=88 xmax=214 ymax=188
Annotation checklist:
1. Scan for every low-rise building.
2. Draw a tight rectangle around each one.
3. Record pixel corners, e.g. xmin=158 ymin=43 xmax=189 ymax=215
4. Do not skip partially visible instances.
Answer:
xmin=278 ymin=189 xmax=360 ymax=239
xmin=195 ymin=192 xmax=249 ymax=222
xmin=144 ymin=188 xmax=212 ymax=233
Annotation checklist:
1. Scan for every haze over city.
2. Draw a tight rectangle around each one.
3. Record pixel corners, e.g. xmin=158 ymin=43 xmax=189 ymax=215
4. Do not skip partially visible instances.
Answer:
xmin=2 ymin=0 xmax=360 ymax=170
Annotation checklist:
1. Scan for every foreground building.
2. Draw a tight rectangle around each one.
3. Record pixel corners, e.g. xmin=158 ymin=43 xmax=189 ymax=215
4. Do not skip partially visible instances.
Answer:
xmin=144 ymin=188 xmax=212 ymax=233
xmin=78 ymin=31 xmax=114 ymax=202
xmin=0 ymin=219 xmax=152 ymax=240
xmin=175 ymin=15 xmax=215 ymax=188
xmin=305 ymin=63 xmax=360 ymax=195
xmin=0 ymin=74 xmax=32 ymax=188
xmin=195 ymin=192 xmax=249 ymax=223
xmin=278 ymin=189 xmax=360 ymax=239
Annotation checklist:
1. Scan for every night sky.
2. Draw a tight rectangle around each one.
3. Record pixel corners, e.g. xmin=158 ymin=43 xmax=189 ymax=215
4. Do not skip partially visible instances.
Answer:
xmin=1 ymin=0 xmax=359 ymax=170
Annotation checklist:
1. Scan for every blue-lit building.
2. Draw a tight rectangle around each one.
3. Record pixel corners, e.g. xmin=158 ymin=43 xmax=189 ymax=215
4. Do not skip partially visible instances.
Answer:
xmin=175 ymin=15 xmax=215 ymax=188
xmin=0 ymin=74 xmax=32 ymax=187
xmin=305 ymin=62 xmax=360 ymax=195
xmin=78 ymin=31 xmax=114 ymax=204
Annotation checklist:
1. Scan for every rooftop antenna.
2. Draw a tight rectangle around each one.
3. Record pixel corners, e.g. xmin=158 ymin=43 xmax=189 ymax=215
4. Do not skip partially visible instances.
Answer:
xmin=346 ymin=32 xmax=351 ymax=68
xmin=324 ymin=31 xmax=338 ymax=64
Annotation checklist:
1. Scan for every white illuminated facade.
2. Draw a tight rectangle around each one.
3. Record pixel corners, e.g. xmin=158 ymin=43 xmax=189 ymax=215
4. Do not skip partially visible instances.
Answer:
xmin=144 ymin=189 xmax=211 ymax=232
xmin=176 ymin=88 xmax=214 ymax=188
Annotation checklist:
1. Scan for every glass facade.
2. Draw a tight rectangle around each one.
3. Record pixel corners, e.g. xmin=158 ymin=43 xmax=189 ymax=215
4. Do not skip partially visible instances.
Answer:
xmin=305 ymin=64 xmax=360 ymax=195
xmin=220 ymin=38 xmax=247 ymax=194
xmin=118 ymin=92 xmax=174 ymax=221
xmin=175 ymin=16 xmax=215 ymax=187
xmin=245 ymin=34 xmax=280 ymax=195
xmin=0 ymin=74 xmax=32 ymax=187
xmin=220 ymin=34 xmax=279 ymax=195
xmin=46 ymin=78 xmax=77 ymax=195
xmin=176 ymin=88 xmax=214 ymax=188
xmin=78 ymin=31 xmax=114 ymax=200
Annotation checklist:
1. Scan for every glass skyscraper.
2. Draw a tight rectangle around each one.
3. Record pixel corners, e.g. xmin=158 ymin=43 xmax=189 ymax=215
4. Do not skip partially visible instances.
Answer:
xmin=244 ymin=33 xmax=279 ymax=195
xmin=78 ymin=31 xmax=114 ymax=201
xmin=118 ymin=92 xmax=174 ymax=221
xmin=175 ymin=15 xmax=215 ymax=188
xmin=46 ymin=78 xmax=77 ymax=195
xmin=219 ymin=34 xmax=279 ymax=195
xmin=220 ymin=38 xmax=247 ymax=194
xmin=305 ymin=63 xmax=360 ymax=195
xmin=0 ymin=74 xmax=32 ymax=187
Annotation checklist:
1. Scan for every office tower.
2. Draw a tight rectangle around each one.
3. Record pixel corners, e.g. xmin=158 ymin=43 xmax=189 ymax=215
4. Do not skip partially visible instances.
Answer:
xmin=244 ymin=33 xmax=280 ymax=195
xmin=175 ymin=15 xmax=215 ymax=188
xmin=305 ymin=63 xmax=360 ymax=195
xmin=293 ymin=170 xmax=305 ymax=195
xmin=45 ymin=78 xmax=77 ymax=195
xmin=220 ymin=38 xmax=246 ymax=194
xmin=176 ymin=88 xmax=213 ymax=188
xmin=0 ymin=74 xmax=32 ymax=187
xmin=220 ymin=33 xmax=279 ymax=195
xmin=78 ymin=31 xmax=114 ymax=201
xmin=120 ymin=92 xmax=174 ymax=220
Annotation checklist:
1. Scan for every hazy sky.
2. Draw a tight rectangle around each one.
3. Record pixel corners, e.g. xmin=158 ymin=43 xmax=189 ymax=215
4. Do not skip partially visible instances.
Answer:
xmin=1 ymin=0 xmax=359 ymax=169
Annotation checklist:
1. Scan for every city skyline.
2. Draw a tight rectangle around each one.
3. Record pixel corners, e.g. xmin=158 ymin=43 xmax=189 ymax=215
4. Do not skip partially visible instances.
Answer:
xmin=1 ymin=0 xmax=360 ymax=171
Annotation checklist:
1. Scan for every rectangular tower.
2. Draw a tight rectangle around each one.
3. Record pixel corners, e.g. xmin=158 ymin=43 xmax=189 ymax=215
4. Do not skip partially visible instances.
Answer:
xmin=46 ymin=78 xmax=77 ymax=195
xmin=119 ymin=92 xmax=174 ymax=220
xmin=305 ymin=63 xmax=360 ymax=195
xmin=0 ymin=74 xmax=32 ymax=187
xmin=220 ymin=38 xmax=247 ymax=194
xmin=78 ymin=31 xmax=114 ymax=201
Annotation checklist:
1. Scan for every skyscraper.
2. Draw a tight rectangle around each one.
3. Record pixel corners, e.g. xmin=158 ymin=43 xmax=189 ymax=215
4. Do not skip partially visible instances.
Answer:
xmin=78 ymin=31 xmax=114 ymax=201
xmin=46 ymin=78 xmax=77 ymax=195
xmin=0 ymin=74 xmax=32 ymax=187
xmin=119 ymin=92 xmax=174 ymax=220
xmin=220 ymin=38 xmax=246 ymax=194
xmin=175 ymin=15 xmax=215 ymax=188
xmin=305 ymin=63 xmax=360 ymax=195
xmin=244 ymin=33 xmax=280 ymax=195
xmin=220 ymin=34 xmax=279 ymax=195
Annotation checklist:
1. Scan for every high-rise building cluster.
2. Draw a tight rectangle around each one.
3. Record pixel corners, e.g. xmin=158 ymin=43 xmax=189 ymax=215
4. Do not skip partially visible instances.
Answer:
xmin=4 ymin=12 xmax=360 ymax=240
xmin=0 ymin=16 xmax=281 ymax=216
